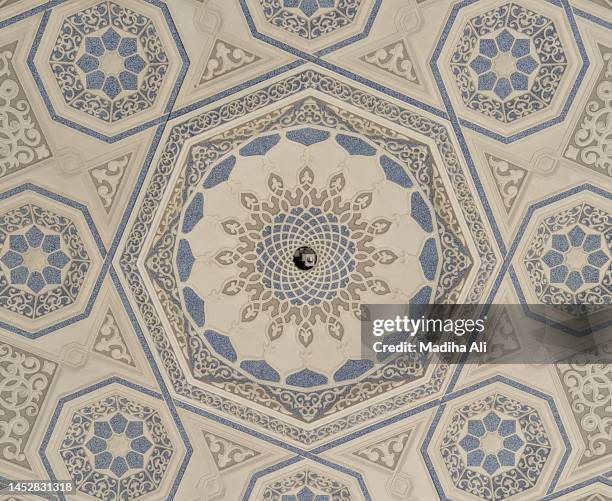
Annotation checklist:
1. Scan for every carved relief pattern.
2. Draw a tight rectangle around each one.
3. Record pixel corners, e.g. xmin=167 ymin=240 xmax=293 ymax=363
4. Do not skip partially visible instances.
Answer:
xmin=92 ymin=309 xmax=135 ymax=367
xmin=202 ymin=432 xmax=260 ymax=471
xmin=199 ymin=40 xmax=260 ymax=84
xmin=485 ymin=153 xmax=528 ymax=214
xmin=565 ymin=47 xmax=612 ymax=177
xmin=0 ymin=42 xmax=51 ymax=179
xmin=556 ymin=342 xmax=612 ymax=466
xmin=353 ymin=431 xmax=411 ymax=471
xmin=88 ymin=153 xmax=130 ymax=213
xmin=0 ymin=341 xmax=57 ymax=468
xmin=361 ymin=40 xmax=419 ymax=83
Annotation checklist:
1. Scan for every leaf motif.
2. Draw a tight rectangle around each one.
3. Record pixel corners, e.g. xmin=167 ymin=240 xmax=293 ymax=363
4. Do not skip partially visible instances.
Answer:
xmin=368 ymin=218 xmax=392 ymax=235
xmin=373 ymin=249 xmax=399 ymax=264
xmin=240 ymin=193 xmax=259 ymax=211
xmin=267 ymin=321 xmax=284 ymax=341
xmin=353 ymin=192 xmax=373 ymax=210
xmin=221 ymin=279 xmax=244 ymax=296
xmin=214 ymin=250 xmax=237 ymax=265
xmin=328 ymin=172 xmax=346 ymax=192
xmin=299 ymin=166 xmax=314 ymax=185
xmin=298 ymin=326 xmax=313 ymax=347
xmin=240 ymin=303 xmax=259 ymax=322
xmin=367 ymin=278 xmax=391 ymax=295
xmin=327 ymin=319 xmax=344 ymax=341
xmin=221 ymin=219 xmax=245 ymax=236
xmin=267 ymin=173 xmax=284 ymax=192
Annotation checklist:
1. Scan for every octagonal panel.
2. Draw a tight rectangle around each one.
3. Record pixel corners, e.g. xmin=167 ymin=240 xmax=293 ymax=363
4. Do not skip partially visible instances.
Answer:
xmin=425 ymin=385 xmax=566 ymax=501
xmin=29 ymin=0 xmax=186 ymax=140
xmin=516 ymin=196 xmax=611 ymax=321
xmin=43 ymin=386 xmax=185 ymax=501
xmin=436 ymin=0 xmax=584 ymax=140
xmin=248 ymin=462 xmax=363 ymax=500
xmin=175 ymin=128 xmax=440 ymax=391
xmin=0 ymin=194 xmax=102 ymax=335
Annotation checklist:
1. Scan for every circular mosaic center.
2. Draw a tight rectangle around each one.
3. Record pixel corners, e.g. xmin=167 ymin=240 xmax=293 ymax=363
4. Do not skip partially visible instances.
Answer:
xmin=257 ymin=208 xmax=354 ymax=304
xmin=293 ymin=245 xmax=318 ymax=271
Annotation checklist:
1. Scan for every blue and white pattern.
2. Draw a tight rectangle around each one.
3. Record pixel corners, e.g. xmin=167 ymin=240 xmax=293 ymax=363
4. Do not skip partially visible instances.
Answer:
xmin=174 ymin=127 xmax=439 ymax=398
xmin=2 ymin=0 xmax=610 ymax=498
xmin=48 ymin=1 xmax=169 ymax=123
xmin=523 ymin=202 xmax=611 ymax=316
xmin=439 ymin=393 xmax=552 ymax=500
xmin=450 ymin=2 xmax=568 ymax=123
xmin=59 ymin=393 xmax=175 ymax=501
xmin=259 ymin=468 xmax=353 ymax=500
xmin=258 ymin=0 xmax=362 ymax=40
xmin=0 ymin=204 xmax=91 ymax=320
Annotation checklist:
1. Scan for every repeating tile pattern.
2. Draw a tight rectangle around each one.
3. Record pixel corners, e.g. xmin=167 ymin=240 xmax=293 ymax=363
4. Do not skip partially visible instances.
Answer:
xmin=1 ymin=0 xmax=610 ymax=499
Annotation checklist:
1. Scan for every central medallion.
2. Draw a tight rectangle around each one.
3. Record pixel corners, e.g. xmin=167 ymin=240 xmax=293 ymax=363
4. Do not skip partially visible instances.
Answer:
xmin=174 ymin=127 xmax=441 ymax=389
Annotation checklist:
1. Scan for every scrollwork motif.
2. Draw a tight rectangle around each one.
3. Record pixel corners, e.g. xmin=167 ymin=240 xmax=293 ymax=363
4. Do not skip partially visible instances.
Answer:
xmin=0 ymin=42 xmax=51 ymax=178
xmin=0 ymin=341 xmax=57 ymax=468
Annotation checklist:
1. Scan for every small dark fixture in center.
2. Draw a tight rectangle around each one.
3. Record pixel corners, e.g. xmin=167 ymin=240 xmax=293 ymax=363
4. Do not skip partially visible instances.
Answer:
xmin=293 ymin=246 xmax=317 ymax=270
